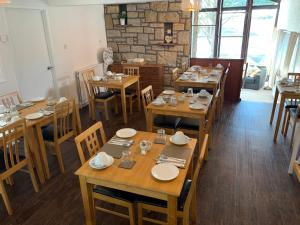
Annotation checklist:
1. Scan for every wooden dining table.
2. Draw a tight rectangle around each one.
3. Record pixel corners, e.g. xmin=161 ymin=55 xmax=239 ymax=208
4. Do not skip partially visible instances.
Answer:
xmin=2 ymin=100 xmax=81 ymax=183
xmin=175 ymin=67 xmax=223 ymax=95
xmin=89 ymin=75 xmax=141 ymax=124
xmin=269 ymin=83 xmax=300 ymax=142
xmin=75 ymin=131 xmax=197 ymax=225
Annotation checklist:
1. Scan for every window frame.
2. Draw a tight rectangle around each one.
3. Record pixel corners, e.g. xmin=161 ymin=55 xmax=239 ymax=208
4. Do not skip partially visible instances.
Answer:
xmin=191 ymin=0 xmax=280 ymax=59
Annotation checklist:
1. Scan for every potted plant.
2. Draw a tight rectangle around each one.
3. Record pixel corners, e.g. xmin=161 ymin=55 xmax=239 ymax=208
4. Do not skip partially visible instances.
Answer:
xmin=119 ymin=11 xmax=127 ymax=26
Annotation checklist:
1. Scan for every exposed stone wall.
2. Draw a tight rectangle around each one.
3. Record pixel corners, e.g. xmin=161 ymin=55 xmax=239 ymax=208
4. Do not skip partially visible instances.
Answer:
xmin=104 ymin=1 xmax=191 ymax=86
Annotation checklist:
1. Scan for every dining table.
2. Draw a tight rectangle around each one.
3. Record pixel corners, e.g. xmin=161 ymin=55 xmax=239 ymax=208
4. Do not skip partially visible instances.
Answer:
xmin=175 ymin=66 xmax=223 ymax=95
xmin=1 ymin=99 xmax=81 ymax=183
xmin=75 ymin=131 xmax=197 ymax=225
xmin=269 ymin=82 xmax=300 ymax=142
xmin=89 ymin=75 xmax=141 ymax=124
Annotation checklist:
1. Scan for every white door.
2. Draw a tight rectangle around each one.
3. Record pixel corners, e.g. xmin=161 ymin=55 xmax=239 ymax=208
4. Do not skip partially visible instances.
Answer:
xmin=6 ymin=8 xmax=55 ymax=101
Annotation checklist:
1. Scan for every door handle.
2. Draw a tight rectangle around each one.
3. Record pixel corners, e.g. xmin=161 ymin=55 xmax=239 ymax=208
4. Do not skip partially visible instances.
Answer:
xmin=47 ymin=66 xmax=54 ymax=70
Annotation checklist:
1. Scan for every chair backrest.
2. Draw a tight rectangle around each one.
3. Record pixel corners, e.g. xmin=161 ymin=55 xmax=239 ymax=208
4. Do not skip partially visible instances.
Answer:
xmin=183 ymin=134 xmax=208 ymax=211
xmin=171 ymin=68 xmax=179 ymax=86
xmin=141 ymin=85 xmax=154 ymax=118
xmin=182 ymin=61 xmax=188 ymax=72
xmin=53 ymin=99 xmax=75 ymax=142
xmin=287 ymin=73 xmax=300 ymax=86
xmin=75 ymin=122 xmax=107 ymax=165
xmin=220 ymin=66 xmax=230 ymax=91
xmin=123 ymin=66 xmax=139 ymax=76
xmin=0 ymin=92 xmax=22 ymax=108
xmin=81 ymin=69 xmax=95 ymax=98
xmin=0 ymin=119 xmax=29 ymax=179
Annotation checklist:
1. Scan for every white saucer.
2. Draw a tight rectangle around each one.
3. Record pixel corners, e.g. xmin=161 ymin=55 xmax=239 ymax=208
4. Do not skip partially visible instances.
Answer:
xmin=162 ymin=90 xmax=175 ymax=95
xmin=151 ymin=163 xmax=179 ymax=181
xmin=152 ymin=100 xmax=165 ymax=106
xmin=116 ymin=128 xmax=137 ymax=138
xmin=30 ymin=97 xmax=45 ymax=102
xmin=189 ymin=103 xmax=206 ymax=110
xmin=89 ymin=155 xmax=114 ymax=169
xmin=25 ymin=112 xmax=44 ymax=120
xmin=179 ymin=76 xmax=189 ymax=81
xmin=169 ymin=135 xmax=190 ymax=145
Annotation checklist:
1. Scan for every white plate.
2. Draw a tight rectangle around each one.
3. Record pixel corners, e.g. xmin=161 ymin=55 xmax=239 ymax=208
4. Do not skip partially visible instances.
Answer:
xmin=30 ymin=97 xmax=45 ymax=102
xmin=116 ymin=128 xmax=137 ymax=138
xmin=169 ymin=135 xmax=189 ymax=145
xmin=116 ymin=73 xmax=124 ymax=76
xmin=151 ymin=163 xmax=179 ymax=181
xmin=20 ymin=102 xmax=33 ymax=107
xmin=152 ymin=101 xmax=165 ymax=106
xmin=162 ymin=90 xmax=175 ymax=95
xmin=92 ymin=76 xmax=101 ymax=81
xmin=89 ymin=155 xmax=114 ymax=170
xmin=25 ymin=112 xmax=44 ymax=120
xmin=189 ymin=103 xmax=206 ymax=110
xmin=179 ymin=76 xmax=189 ymax=81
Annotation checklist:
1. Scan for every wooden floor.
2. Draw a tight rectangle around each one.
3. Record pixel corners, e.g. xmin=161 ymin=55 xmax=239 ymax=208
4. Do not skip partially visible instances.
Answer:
xmin=1 ymin=101 xmax=300 ymax=225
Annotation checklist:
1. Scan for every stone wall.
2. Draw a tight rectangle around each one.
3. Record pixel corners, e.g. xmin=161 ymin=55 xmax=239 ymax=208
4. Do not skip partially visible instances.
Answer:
xmin=104 ymin=1 xmax=191 ymax=86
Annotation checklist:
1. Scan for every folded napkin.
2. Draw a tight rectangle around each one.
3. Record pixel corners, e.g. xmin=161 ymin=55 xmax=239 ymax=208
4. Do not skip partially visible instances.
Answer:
xmin=152 ymin=97 xmax=165 ymax=105
xmin=58 ymin=97 xmax=67 ymax=103
xmin=93 ymin=152 xmax=111 ymax=167
xmin=199 ymin=89 xmax=211 ymax=97
xmin=215 ymin=63 xmax=223 ymax=69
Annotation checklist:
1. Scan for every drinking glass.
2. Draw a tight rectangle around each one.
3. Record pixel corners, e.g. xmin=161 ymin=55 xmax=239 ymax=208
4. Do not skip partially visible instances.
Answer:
xmin=121 ymin=149 xmax=133 ymax=163
xmin=156 ymin=129 xmax=166 ymax=144
xmin=170 ymin=95 xmax=177 ymax=106
xmin=187 ymin=88 xmax=194 ymax=97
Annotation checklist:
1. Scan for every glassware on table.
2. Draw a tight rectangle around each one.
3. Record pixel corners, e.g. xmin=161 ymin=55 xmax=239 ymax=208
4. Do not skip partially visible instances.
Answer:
xmin=156 ymin=129 xmax=166 ymax=144
xmin=187 ymin=88 xmax=194 ymax=97
xmin=169 ymin=95 xmax=177 ymax=106
xmin=178 ymin=93 xmax=185 ymax=102
xmin=139 ymin=140 xmax=152 ymax=155
xmin=121 ymin=149 xmax=133 ymax=163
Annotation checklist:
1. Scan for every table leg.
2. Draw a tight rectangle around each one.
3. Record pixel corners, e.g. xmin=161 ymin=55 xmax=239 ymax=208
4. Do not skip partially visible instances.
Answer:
xmin=191 ymin=190 xmax=197 ymax=224
xmin=270 ymin=87 xmax=279 ymax=124
xmin=147 ymin=109 xmax=153 ymax=132
xmin=36 ymin=124 xmax=51 ymax=179
xmin=273 ymin=94 xmax=285 ymax=142
xmin=79 ymin=176 xmax=96 ymax=225
xmin=136 ymin=79 xmax=141 ymax=111
xmin=199 ymin=117 xmax=207 ymax=160
xmin=167 ymin=195 xmax=177 ymax=225
xmin=120 ymin=88 xmax=128 ymax=124
xmin=26 ymin=127 xmax=45 ymax=184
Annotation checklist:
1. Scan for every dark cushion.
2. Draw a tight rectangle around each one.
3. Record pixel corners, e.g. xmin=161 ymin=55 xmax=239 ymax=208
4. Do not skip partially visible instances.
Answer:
xmin=95 ymin=91 xmax=114 ymax=99
xmin=177 ymin=118 xmax=199 ymax=130
xmin=42 ymin=124 xmax=72 ymax=141
xmin=93 ymin=186 xmax=136 ymax=202
xmin=154 ymin=116 xmax=181 ymax=129
xmin=135 ymin=179 xmax=192 ymax=211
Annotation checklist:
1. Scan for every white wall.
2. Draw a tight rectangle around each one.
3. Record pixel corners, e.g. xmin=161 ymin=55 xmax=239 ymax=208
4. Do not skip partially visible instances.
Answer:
xmin=278 ymin=0 xmax=300 ymax=33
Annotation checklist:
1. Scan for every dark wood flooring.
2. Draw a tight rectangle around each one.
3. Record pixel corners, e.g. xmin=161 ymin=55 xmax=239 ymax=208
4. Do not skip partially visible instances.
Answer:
xmin=1 ymin=101 xmax=300 ymax=225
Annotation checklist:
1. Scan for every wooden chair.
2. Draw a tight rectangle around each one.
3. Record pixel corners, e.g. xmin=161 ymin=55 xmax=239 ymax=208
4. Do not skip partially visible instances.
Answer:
xmin=82 ymin=69 xmax=118 ymax=120
xmin=171 ymin=68 xmax=180 ymax=88
xmin=0 ymin=119 xmax=39 ymax=215
xmin=119 ymin=66 xmax=140 ymax=114
xmin=0 ymin=92 xmax=22 ymax=108
xmin=137 ymin=134 xmax=209 ymax=225
xmin=141 ymin=85 xmax=181 ymax=134
xmin=42 ymin=99 xmax=79 ymax=174
xmin=216 ymin=64 xmax=230 ymax=120
xmin=74 ymin=122 xmax=136 ymax=225
xmin=241 ymin=62 xmax=249 ymax=88
xmin=282 ymin=104 xmax=300 ymax=147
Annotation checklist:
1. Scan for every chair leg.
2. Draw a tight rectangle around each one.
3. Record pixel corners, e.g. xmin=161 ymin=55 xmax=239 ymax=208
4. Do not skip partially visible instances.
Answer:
xmin=129 ymin=97 xmax=133 ymax=114
xmin=128 ymin=204 xmax=135 ymax=225
xmin=284 ymin=111 xmax=291 ymax=137
xmin=183 ymin=208 xmax=190 ymax=225
xmin=55 ymin=144 xmax=65 ymax=173
xmin=0 ymin=180 xmax=13 ymax=215
xmin=27 ymin=158 xmax=39 ymax=192
xmin=290 ymin=120 xmax=297 ymax=148
xmin=282 ymin=109 xmax=288 ymax=134
xmin=91 ymin=101 xmax=96 ymax=120
xmin=137 ymin=203 xmax=143 ymax=225
xmin=104 ymin=101 xmax=109 ymax=120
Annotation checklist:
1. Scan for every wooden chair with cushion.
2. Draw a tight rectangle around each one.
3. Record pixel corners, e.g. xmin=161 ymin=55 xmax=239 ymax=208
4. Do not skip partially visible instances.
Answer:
xmin=0 ymin=119 xmax=39 ymax=215
xmin=82 ymin=68 xmax=118 ymax=120
xmin=137 ymin=134 xmax=208 ymax=225
xmin=74 ymin=122 xmax=135 ymax=225
xmin=216 ymin=64 xmax=230 ymax=120
xmin=42 ymin=99 xmax=79 ymax=174
xmin=282 ymin=104 xmax=300 ymax=147
xmin=122 ymin=66 xmax=140 ymax=114
xmin=0 ymin=92 xmax=22 ymax=108
xmin=141 ymin=85 xmax=181 ymax=134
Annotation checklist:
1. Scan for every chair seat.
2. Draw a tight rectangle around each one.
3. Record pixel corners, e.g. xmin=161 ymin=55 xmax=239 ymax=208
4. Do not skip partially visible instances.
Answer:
xmin=93 ymin=186 xmax=136 ymax=202
xmin=95 ymin=91 xmax=115 ymax=99
xmin=177 ymin=118 xmax=199 ymax=130
xmin=42 ymin=125 xmax=72 ymax=141
xmin=154 ymin=116 xmax=181 ymax=129
xmin=136 ymin=179 xmax=191 ymax=211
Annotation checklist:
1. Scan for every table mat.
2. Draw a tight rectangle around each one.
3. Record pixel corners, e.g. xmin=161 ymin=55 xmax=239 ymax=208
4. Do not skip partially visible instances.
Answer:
xmin=16 ymin=103 xmax=35 ymax=111
xmin=161 ymin=144 xmax=191 ymax=161
xmin=101 ymin=143 xmax=129 ymax=159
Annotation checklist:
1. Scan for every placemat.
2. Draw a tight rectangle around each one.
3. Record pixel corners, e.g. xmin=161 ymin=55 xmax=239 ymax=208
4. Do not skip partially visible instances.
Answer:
xmin=101 ymin=143 xmax=129 ymax=159
xmin=16 ymin=103 xmax=35 ymax=111
xmin=160 ymin=144 xmax=191 ymax=160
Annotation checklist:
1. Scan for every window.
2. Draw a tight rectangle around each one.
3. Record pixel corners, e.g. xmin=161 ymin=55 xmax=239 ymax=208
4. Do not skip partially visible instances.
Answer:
xmin=191 ymin=0 xmax=279 ymax=63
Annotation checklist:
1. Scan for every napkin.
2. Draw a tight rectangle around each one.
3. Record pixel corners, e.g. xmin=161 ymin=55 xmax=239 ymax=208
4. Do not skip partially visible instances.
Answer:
xmin=199 ymin=89 xmax=210 ymax=97
xmin=153 ymin=97 xmax=165 ymax=105
xmin=94 ymin=152 xmax=111 ymax=167
xmin=215 ymin=63 xmax=223 ymax=69
xmin=58 ymin=97 xmax=67 ymax=103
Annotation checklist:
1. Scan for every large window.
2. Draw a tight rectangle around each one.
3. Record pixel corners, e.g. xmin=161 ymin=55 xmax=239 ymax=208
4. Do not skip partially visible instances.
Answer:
xmin=191 ymin=0 xmax=279 ymax=64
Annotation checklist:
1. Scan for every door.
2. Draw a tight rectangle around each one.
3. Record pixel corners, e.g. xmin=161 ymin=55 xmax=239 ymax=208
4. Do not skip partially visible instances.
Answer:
xmin=6 ymin=8 xmax=55 ymax=100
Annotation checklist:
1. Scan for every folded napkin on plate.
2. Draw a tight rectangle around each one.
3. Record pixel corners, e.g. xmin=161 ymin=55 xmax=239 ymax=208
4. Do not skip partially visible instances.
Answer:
xmin=58 ymin=97 xmax=67 ymax=103
xmin=93 ymin=152 xmax=111 ymax=167
xmin=215 ymin=63 xmax=223 ymax=69
xmin=152 ymin=97 xmax=165 ymax=105
xmin=199 ymin=89 xmax=211 ymax=96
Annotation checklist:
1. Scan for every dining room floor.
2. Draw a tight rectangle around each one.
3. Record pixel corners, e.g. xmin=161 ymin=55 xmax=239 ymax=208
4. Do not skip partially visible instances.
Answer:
xmin=0 ymin=100 xmax=300 ymax=225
